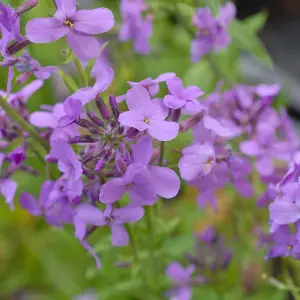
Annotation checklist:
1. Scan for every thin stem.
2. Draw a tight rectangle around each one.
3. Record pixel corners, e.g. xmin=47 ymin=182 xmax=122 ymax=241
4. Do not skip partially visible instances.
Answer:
xmin=0 ymin=96 xmax=49 ymax=152
xmin=74 ymin=57 xmax=88 ymax=87
xmin=145 ymin=206 xmax=157 ymax=290
xmin=159 ymin=141 xmax=165 ymax=166
xmin=126 ymin=224 xmax=139 ymax=264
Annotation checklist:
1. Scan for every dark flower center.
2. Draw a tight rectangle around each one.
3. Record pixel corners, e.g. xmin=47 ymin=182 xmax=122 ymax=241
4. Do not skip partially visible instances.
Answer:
xmin=144 ymin=117 xmax=150 ymax=124
xmin=64 ymin=19 xmax=75 ymax=29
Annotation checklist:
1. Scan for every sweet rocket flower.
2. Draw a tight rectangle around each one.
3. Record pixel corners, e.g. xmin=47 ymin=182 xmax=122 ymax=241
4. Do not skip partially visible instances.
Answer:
xmin=75 ymin=204 xmax=144 ymax=246
xmin=49 ymin=140 xmax=82 ymax=185
xmin=20 ymin=179 xmax=74 ymax=227
xmin=68 ymin=67 xmax=114 ymax=106
xmin=58 ymin=98 xmax=82 ymax=127
xmin=120 ymin=0 xmax=153 ymax=54
xmin=13 ymin=51 xmax=56 ymax=82
xmin=25 ymin=0 xmax=114 ymax=60
xmin=267 ymin=224 xmax=300 ymax=259
xmin=240 ymin=120 xmax=291 ymax=177
xmin=30 ymin=103 xmax=79 ymax=143
xmin=100 ymin=163 xmax=157 ymax=206
xmin=191 ymin=3 xmax=236 ymax=61
xmin=131 ymin=135 xmax=180 ymax=198
xmin=116 ymin=72 xmax=176 ymax=103
xmin=0 ymin=3 xmax=21 ymax=55
xmin=164 ymin=77 xmax=204 ymax=114
xmin=119 ymin=86 xmax=179 ymax=141
xmin=8 ymin=147 xmax=26 ymax=165
xmin=0 ymin=153 xmax=17 ymax=210
xmin=179 ymin=143 xmax=216 ymax=181
xmin=166 ymin=262 xmax=195 ymax=300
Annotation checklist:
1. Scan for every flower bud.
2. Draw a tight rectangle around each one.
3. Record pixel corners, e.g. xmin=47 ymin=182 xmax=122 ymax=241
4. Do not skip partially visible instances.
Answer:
xmin=87 ymin=112 xmax=104 ymax=127
xmin=109 ymin=95 xmax=119 ymax=119
xmin=96 ymin=97 xmax=111 ymax=120
xmin=6 ymin=37 xmax=31 ymax=55
xmin=95 ymin=160 xmax=104 ymax=172
xmin=127 ymin=127 xmax=139 ymax=139
xmin=171 ymin=108 xmax=181 ymax=122
xmin=16 ymin=72 xmax=32 ymax=85
xmin=16 ymin=0 xmax=38 ymax=15
xmin=180 ymin=111 xmax=204 ymax=132
xmin=68 ymin=135 xmax=96 ymax=144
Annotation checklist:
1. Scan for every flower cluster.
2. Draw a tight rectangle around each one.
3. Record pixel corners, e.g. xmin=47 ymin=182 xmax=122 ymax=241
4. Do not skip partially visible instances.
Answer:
xmin=1 ymin=0 xmax=300 ymax=299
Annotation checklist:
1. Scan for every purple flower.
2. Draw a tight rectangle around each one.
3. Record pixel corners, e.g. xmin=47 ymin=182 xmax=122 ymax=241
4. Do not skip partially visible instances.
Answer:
xmin=8 ymin=147 xmax=26 ymax=165
xmin=100 ymin=163 xmax=157 ymax=206
xmin=69 ymin=67 xmax=114 ymax=106
xmin=179 ymin=143 xmax=216 ymax=181
xmin=116 ymin=72 xmax=176 ymax=103
xmin=0 ymin=153 xmax=17 ymax=210
xmin=166 ymin=262 xmax=195 ymax=300
xmin=191 ymin=3 xmax=236 ymax=61
xmin=58 ymin=98 xmax=82 ymax=127
xmin=49 ymin=140 xmax=83 ymax=185
xmin=0 ymin=3 xmax=21 ymax=55
xmin=119 ymin=86 xmax=179 ymax=141
xmin=269 ymin=199 xmax=300 ymax=225
xmin=30 ymin=103 xmax=79 ymax=143
xmin=120 ymin=0 xmax=153 ymax=54
xmin=20 ymin=179 xmax=74 ymax=227
xmin=164 ymin=77 xmax=204 ymax=114
xmin=25 ymin=0 xmax=114 ymax=60
xmin=75 ymin=204 xmax=144 ymax=246
xmin=267 ymin=224 xmax=300 ymax=259
xmin=131 ymin=135 xmax=180 ymax=198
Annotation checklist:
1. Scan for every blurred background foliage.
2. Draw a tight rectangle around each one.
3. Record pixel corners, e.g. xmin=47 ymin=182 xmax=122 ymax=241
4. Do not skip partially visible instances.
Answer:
xmin=0 ymin=0 xmax=294 ymax=299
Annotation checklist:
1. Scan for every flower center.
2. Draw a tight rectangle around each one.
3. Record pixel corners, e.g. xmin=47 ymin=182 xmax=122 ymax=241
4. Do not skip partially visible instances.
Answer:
xmin=287 ymin=245 xmax=293 ymax=251
xmin=144 ymin=117 xmax=150 ymax=124
xmin=64 ymin=19 xmax=75 ymax=29
xmin=200 ymin=28 xmax=210 ymax=36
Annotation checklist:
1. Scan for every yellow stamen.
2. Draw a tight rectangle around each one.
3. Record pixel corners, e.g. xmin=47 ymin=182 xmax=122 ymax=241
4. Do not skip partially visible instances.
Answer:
xmin=144 ymin=117 xmax=150 ymax=124
xmin=64 ymin=19 xmax=75 ymax=29
xmin=287 ymin=245 xmax=293 ymax=251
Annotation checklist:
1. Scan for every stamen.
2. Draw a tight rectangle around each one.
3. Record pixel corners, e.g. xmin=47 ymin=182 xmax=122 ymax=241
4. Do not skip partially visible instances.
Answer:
xmin=64 ymin=19 xmax=75 ymax=29
xmin=144 ymin=117 xmax=150 ymax=124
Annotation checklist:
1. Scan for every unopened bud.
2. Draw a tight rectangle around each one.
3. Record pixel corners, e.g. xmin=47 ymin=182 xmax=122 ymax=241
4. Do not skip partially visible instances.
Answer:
xmin=96 ymin=97 xmax=111 ymax=120
xmin=6 ymin=37 xmax=31 ymax=55
xmin=77 ymin=119 xmax=97 ymax=129
xmin=95 ymin=160 xmax=104 ymax=172
xmin=68 ymin=135 xmax=96 ymax=144
xmin=109 ymin=95 xmax=119 ymax=119
xmin=127 ymin=127 xmax=139 ymax=139
xmin=16 ymin=0 xmax=38 ymax=15
xmin=16 ymin=72 xmax=32 ymax=85
xmin=87 ymin=112 xmax=104 ymax=127
xmin=180 ymin=111 xmax=204 ymax=132
xmin=0 ymin=57 xmax=18 ymax=67
xmin=171 ymin=108 xmax=181 ymax=122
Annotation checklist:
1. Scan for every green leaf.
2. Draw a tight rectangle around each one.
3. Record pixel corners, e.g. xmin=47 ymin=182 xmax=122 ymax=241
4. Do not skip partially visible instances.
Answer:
xmin=230 ymin=19 xmax=273 ymax=68
xmin=244 ymin=11 xmax=268 ymax=33
xmin=202 ymin=0 xmax=220 ymax=15
xmin=61 ymin=49 xmax=75 ymax=65
xmin=85 ymin=58 xmax=96 ymax=83
xmin=57 ymin=69 xmax=79 ymax=93
xmin=163 ymin=234 xmax=194 ymax=257
xmin=176 ymin=3 xmax=195 ymax=18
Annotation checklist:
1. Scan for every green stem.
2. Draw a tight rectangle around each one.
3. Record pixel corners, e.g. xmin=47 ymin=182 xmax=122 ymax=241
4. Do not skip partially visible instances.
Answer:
xmin=126 ymin=224 xmax=139 ymax=264
xmin=0 ymin=96 xmax=49 ymax=152
xmin=145 ymin=206 xmax=157 ymax=290
xmin=159 ymin=141 xmax=165 ymax=166
xmin=74 ymin=57 xmax=88 ymax=86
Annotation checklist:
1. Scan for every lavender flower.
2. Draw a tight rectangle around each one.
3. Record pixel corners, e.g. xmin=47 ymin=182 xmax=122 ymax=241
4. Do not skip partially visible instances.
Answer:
xmin=120 ymin=0 xmax=153 ymax=54
xmin=166 ymin=262 xmax=195 ymax=300
xmin=75 ymin=203 xmax=144 ymax=246
xmin=119 ymin=86 xmax=179 ymax=141
xmin=164 ymin=77 xmax=204 ymax=114
xmin=26 ymin=0 xmax=114 ymax=60
xmin=191 ymin=3 xmax=236 ymax=61
xmin=116 ymin=72 xmax=176 ymax=103
xmin=58 ymin=98 xmax=82 ymax=127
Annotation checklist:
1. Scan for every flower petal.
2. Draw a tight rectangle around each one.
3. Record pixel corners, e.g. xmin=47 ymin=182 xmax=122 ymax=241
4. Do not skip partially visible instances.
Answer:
xmin=148 ymin=166 xmax=180 ymax=198
xmin=99 ymin=178 xmax=127 ymax=204
xmin=149 ymin=98 xmax=169 ymax=120
xmin=132 ymin=135 xmax=152 ymax=166
xmin=73 ymin=8 xmax=114 ymax=35
xmin=148 ymin=120 xmax=179 ymax=141
xmin=270 ymin=201 xmax=300 ymax=225
xmin=240 ymin=140 xmax=262 ymax=156
xmin=34 ymin=66 xmax=56 ymax=80
xmin=20 ymin=80 xmax=44 ymax=103
xmin=154 ymin=72 xmax=176 ymax=83
xmin=94 ymin=67 xmax=114 ymax=94
xmin=75 ymin=204 xmax=106 ymax=226
xmin=20 ymin=193 xmax=41 ymax=216
xmin=1 ymin=179 xmax=17 ymax=210
xmin=163 ymin=95 xmax=185 ymax=109
xmin=113 ymin=206 xmax=144 ymax=223
xmin=29 ymin=112 xmax=57 ymax=128
xmin=26 ymin=18 xmax=68 ymax=43
xmin=69 ymin=87 xmax=96 ymax=106
xmin=55 ymin=0 xmax=76 ymax=20
xmin=110 ymin=223 xmax=129 ymax=246
xmin=203 ymin=115 xmax=231 ymax=137
xmin=126 ymin=86 xmax=152 ymax=111
xmin=166 ymin=77 xmax=184 ymax=98
xmin=66 ymin=31 xmax=100 ymax=60
xmin=118 ymin=110 xmax=149 ymax=131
